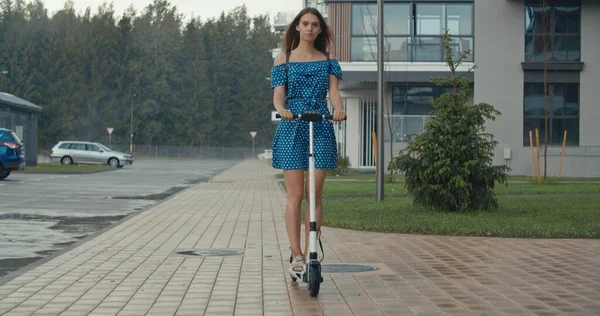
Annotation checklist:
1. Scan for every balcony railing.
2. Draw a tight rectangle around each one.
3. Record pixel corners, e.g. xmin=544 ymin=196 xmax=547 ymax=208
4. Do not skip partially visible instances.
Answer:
xmin=383 ymin=115 xmax=432 ymax=142
xmin=351 ymin=36 xmax=473 ymax=62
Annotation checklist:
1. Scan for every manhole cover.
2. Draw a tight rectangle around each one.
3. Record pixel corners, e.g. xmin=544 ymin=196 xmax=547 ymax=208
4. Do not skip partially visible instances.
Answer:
xmin=322 ymin=264 xmax=378 ymax=273
xmin=176 ymin=250 xmax=242 ymax=256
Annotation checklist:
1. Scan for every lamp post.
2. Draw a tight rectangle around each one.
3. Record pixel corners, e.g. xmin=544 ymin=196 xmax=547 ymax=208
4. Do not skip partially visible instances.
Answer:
xmin=130 ymin=93 xmax=136 ymax=154
xmin=250 ymin=131 xmax=257 ymax=158
xmin=376 ymin=0 xmax=385 ymax=201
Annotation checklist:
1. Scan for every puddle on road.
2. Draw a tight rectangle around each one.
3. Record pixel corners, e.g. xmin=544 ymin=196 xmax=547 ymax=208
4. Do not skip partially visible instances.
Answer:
xmin=0 ymin=214 xmax=127 ymax=279
xmin=0 ymin=257 xmax=43 ymax=280
xmin=0 ymin=213 xmax=127 ymax=233
xmin=185 ymin=176 xmax=213 ymax=184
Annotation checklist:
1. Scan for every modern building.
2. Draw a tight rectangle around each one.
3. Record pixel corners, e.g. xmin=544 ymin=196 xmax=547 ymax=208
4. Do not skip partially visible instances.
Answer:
xmin=305 ymin=0 xmax=329 ymax=17
xmin=308 ymin=0 xmax=599 ymax=178
xmin=0 ymin=92 xmax=42 ymax=166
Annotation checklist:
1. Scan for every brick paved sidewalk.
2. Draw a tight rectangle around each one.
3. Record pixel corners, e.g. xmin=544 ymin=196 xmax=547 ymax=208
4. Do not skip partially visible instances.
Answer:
xmin=0 ymin=160 xmax=598 ymax=316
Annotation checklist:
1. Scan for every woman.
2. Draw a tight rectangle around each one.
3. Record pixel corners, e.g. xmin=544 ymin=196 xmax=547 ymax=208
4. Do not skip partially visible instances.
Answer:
xmin=269 ymin=7 xmax=345 ymax=278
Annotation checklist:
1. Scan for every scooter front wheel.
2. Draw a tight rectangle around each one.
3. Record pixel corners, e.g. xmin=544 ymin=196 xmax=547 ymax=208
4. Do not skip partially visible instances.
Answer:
xmin=307 ymin=261 xmax=322 ymax=297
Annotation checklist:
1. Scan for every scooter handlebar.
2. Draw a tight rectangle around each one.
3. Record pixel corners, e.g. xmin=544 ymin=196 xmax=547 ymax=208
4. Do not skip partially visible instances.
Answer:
xmin=275 ymin=111 xmax=347 ymax=121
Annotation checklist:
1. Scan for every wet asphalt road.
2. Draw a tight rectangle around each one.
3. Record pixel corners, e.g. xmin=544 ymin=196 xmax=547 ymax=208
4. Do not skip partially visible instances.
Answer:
xmin=0 ymin=158 xmax=237 ymax=279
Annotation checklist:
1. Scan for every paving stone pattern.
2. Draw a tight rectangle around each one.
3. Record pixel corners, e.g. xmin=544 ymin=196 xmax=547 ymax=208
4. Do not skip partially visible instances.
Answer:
xmin=0 ymin=160 xmax=599 ymax=315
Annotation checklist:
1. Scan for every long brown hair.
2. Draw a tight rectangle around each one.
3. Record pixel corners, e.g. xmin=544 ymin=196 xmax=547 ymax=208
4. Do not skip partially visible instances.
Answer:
xmin=282 ymin=7 xmax=332 ymax=55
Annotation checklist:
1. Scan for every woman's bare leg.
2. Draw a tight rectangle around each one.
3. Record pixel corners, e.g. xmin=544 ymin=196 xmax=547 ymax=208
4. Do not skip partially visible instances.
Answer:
xmin=283 ymin=169 xmax=305 ymax=259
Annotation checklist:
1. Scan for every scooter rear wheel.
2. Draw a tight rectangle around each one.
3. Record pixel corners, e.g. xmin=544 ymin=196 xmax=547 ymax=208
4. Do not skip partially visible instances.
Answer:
xmin=307 ymin=261 xmax=322 ymax=297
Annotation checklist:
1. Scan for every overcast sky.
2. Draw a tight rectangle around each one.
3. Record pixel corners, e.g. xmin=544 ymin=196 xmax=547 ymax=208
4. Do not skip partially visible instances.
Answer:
xmin=42 ymin=0 xmax=302 ymax=22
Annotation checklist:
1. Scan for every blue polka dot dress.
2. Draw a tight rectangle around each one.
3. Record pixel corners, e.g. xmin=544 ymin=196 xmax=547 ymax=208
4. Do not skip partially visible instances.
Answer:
xmin=270 ymin=57 xmax=343 ymax=170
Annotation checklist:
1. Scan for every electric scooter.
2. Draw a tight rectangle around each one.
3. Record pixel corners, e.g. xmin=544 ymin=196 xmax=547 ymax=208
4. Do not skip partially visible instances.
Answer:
xmin=276 ymin=110 xmax=346 ymax=297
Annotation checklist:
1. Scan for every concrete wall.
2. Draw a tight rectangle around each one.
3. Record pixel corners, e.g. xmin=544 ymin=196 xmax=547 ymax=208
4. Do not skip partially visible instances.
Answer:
xmin=473 ymin=0 xmax=525 ymax=174
xmin=580 ymin=1 xmax=600 ymax=148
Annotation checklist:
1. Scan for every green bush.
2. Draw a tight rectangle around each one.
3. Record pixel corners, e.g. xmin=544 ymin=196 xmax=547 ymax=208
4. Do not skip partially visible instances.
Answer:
xmin=328 ymin=155 xmax=351 ymax=176
xmin=388 ymin=31 xmax=510 ymax=212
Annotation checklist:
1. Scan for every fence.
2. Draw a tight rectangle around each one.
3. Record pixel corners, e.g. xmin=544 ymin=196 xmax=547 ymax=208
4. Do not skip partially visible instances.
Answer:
xmin=104 ymin=145 xmax=270 ymax=160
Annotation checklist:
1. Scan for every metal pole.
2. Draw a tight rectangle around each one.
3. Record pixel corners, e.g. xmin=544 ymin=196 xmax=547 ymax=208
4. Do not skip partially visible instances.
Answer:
xmin=130 ymin=93 xmax=135 ymax=154
xmin=376 ymin=0 xmax=385 ymax=201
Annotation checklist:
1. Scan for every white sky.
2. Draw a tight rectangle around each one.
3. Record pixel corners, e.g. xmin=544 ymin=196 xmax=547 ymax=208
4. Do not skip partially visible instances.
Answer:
xmin=42 ymin=0 xmax=302 ymax=23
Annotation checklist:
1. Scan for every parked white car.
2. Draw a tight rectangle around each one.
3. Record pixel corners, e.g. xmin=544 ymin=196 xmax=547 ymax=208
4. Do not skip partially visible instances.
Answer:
xmin=258 ymin=149 xmax=272 ymax=160
xmin=50 ymin=141 xmax=133 ymax=168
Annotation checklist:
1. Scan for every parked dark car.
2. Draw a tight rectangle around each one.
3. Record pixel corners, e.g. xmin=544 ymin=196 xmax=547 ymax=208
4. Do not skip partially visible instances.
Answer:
xmin=0 ymin=127 xmax=25 ymax=180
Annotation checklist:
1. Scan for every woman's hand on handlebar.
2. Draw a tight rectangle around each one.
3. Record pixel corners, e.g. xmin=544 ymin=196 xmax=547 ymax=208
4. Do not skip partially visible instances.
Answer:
xmin=277 ymin=108 xmax=294 ymax=121
xmin=331 ymin=109 xmax=346 ymax=122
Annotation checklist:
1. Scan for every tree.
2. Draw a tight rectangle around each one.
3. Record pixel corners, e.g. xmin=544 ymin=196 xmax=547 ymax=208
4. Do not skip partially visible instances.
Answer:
xmin=388 ymin=30 xmax=510 ymax=212
xmin=0 ymin=2 xmax=278 ymax=149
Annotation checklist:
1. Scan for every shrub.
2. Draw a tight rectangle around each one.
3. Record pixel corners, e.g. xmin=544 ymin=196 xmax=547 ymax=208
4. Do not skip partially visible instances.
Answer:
xmin=328 ymin=155 xmax=351 ymax=176
xmin=388 ymin=31 xmax=510 ymax=212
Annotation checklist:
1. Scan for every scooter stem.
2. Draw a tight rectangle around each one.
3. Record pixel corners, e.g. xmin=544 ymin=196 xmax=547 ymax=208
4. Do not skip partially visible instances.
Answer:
xmin=308 ymin=121 xmax=317 ymax=260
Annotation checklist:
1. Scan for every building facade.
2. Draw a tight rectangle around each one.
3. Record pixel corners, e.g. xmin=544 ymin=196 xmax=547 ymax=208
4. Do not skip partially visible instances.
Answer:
xmin=0 ymin=92 xmax=42 ymax=166
xmin=313 ymin=0 xmax=598 ymax=177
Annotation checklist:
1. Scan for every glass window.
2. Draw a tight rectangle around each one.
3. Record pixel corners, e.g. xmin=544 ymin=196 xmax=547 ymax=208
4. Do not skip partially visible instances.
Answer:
xmin=450 ymin=37 xmax=473 ymax=62
xmin=523 ymin=83 xmax=579 ymax=146
xmin=524 ymin=84 xmax=545 ymax=116
xmin=412 ymin=37 xmax=443 ymax=62
xmin=352 ymin=4 xmax=377 ymax=36
xmin=446 ymin=4 xmax=473 ymax=36
xmin=98 ymin=143 xmax=112 ymax=151
xmin=554 ymin=6 xmax=580 ymax=33
xmin=87 ymin=144 xmax=101 ymax=152
xmin=524 ymin=1 xmax=580 ymax=61
xmin=385 ymin=4 xmax=411 ymax=36
xmin=392 ymin=86 xmax=447 ymax=115
xmin=0 ymin=130 xmax=16 ymax=142
xmin=386 ymin=37 xmax=410 ymax=61
xmin=416 ymin=4 xmax=444 ymax=35
xmin=352 ymin=4 xmax=411 ymax=36
xmin=351 ymin=37 xmax=377 ymax=61
xmin=71 ymin=143 xmax=86 ymax=150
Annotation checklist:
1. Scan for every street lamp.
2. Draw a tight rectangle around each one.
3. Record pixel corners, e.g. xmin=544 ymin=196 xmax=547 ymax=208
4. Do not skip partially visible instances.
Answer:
xmin=376 ymin=0 xmax=384 ymax=201
xmin=130 ymin=93 xmax=136 ymax=154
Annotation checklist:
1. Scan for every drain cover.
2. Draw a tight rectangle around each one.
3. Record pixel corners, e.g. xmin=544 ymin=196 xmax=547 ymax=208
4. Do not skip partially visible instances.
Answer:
xmin=177 ymin=250 xmax=242 ymax=257
xmin=322 ymin=264 xmax=378 ymax=273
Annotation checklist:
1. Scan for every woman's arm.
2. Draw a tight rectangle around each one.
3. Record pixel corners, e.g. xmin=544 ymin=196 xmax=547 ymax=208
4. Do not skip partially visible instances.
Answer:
xmin=328 ymin=75 xmax=343 ymax=112
xmin=273 ymin=53 xmax=287 ymax=112
xmin=328 ymin=56 xmax=345 ymax=121
xmin=272 ymin=53 xmax=293 ymax=120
